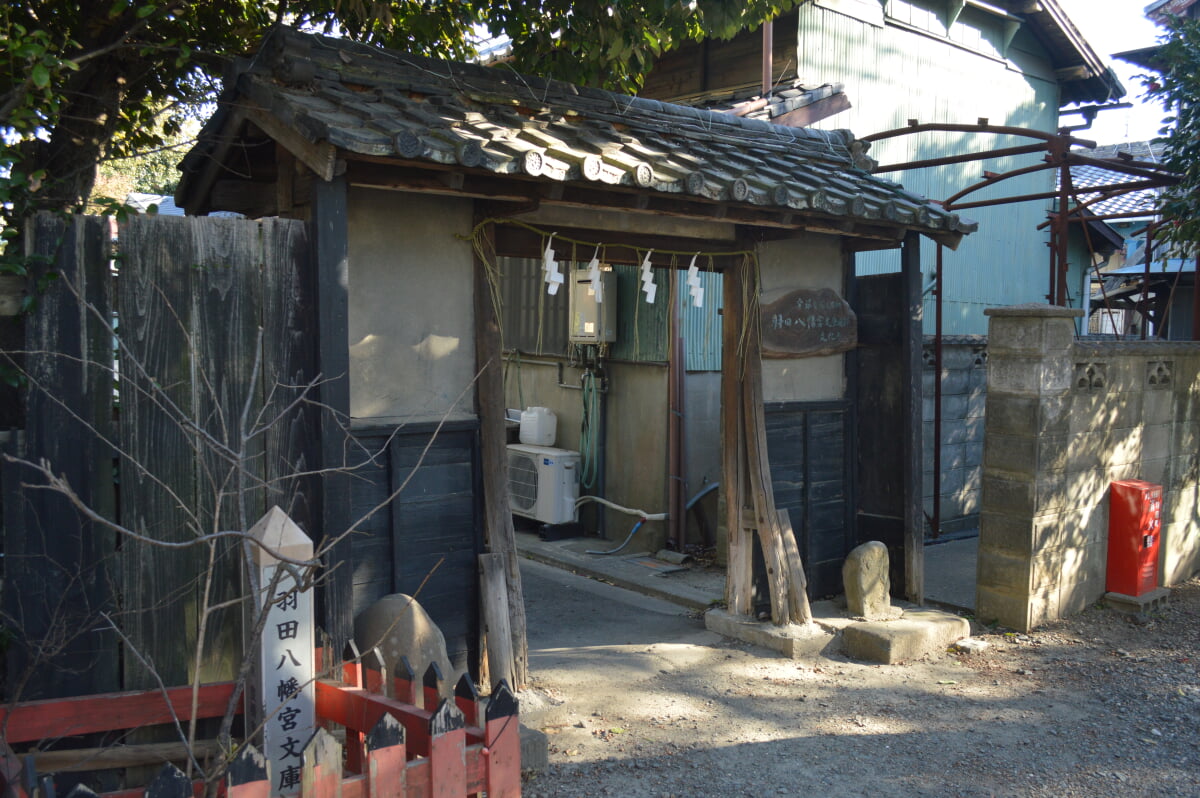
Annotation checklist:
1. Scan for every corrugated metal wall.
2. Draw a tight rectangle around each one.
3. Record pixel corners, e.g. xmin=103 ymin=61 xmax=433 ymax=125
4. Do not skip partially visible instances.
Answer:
xmin=498 ymin=256 xmax=569 ymax=356
xmin=499 ymin=257 xmax=724 ymax=370
xmin=677 ymin=269 xmax=724 ymax=371
xmin=796 ymin=1 xmax=1063 ymax=334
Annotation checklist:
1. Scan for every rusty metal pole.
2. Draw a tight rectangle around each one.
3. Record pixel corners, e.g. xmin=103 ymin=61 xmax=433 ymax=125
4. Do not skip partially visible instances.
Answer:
xmin=932 ymin=244 xmax=943 ymax=540
xmin=762 ymin=20 xmax=774 ymax=97
xmin=1056 ymin=160 xmax=1071 ymax=306
xmin=1142 ymin=225 xmax=1153 ymax=340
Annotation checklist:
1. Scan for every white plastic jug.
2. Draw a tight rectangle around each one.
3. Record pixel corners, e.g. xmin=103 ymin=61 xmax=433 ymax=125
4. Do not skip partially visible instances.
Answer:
xmin=519 ymin=406 xmax=557 ymax=446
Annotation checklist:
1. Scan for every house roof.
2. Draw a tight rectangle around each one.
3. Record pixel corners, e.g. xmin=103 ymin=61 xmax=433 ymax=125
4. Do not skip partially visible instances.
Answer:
xmin=991 ymin=0 xmax=1125 ymax=105
xmin=691 ymin=81 xmax=850 ymax=125
xmin=1066 ymin=141 xmax=1166 ymax=218
xmin=177 ymin=27 xmax=973 ymax=246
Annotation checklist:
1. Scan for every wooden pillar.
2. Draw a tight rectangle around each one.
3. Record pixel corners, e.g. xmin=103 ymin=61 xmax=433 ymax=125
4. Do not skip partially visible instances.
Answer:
xmin=721 ymin=258 xmax=752 ymax=615
xmin=471 ymin=218 xmax=529 ymax=689
xmin=901 ymin=232 xmax=924 ymax=604
xmin=310 ymin=174 xmax=354 ymax=649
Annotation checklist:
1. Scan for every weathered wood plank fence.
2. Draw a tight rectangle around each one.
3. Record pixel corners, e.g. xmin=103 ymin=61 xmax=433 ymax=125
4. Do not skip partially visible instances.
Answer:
xmin=3 ymin=213 xmax=321 ymax=700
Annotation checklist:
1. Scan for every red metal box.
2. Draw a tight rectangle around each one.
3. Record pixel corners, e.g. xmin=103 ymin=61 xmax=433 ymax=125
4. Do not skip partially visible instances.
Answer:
xmin=1107 ymin=479 xmax=1162 ymax=596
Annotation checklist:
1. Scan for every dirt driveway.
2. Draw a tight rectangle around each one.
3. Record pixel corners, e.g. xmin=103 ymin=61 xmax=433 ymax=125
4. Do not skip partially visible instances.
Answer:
xmin=518 ymin=559 xmax=1200 ymax=798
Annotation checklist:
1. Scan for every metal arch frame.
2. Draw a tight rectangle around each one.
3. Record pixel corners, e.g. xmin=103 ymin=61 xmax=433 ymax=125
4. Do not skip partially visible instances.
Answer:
xmin=860 ymin=119 xmax=1186 ymax=541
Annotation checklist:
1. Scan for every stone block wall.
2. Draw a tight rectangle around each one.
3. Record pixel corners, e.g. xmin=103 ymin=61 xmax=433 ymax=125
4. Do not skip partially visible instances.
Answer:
xmin=923 ymin=336 xmax=987 ymax=536
xmin=977 ymin=304 xmax=1200 ymax=631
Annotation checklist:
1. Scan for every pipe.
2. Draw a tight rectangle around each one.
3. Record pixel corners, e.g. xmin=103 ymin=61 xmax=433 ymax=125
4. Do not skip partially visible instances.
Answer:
xmin=596 ymin=361 xmax=607 ymax=537
xmin=579 ymin=485 xmax=716 ymax=556
xmin=667 ymin=269 xmax=683 ymax=550
xmin=686 ymin=481 xmax=719 ymax=511
xmin=586 ymin=519 xmax=644 ymax=556
xmin=575 ymin=495 xmax=668 ymax=521
xmin=933 ymin=244 xmax=943 ymax=539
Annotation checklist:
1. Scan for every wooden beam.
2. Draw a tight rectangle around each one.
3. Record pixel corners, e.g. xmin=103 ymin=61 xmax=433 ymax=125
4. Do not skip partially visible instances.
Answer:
xmin=472 ymin=216 xmax=529 ymax=690
xmin=514 ymin=204 xmax=738 ymax=242
xmin=771 ymin=93 xmax=853 ymax=129
xmin=492 ymin=224 xmax=746 ymax=266
xmin=1055 ymin=65 xmax=1094 ymax=82
xmin=311 ymin=174 xmax=354 ymax=650
xmin=901 ymin=232 xmax=924 ymax=605
xmin=343 ymin=157 xmax=928 ymax=240
xmin=25 ymin=741 xmax=224 ymax=773
xmin=0 ymin=683 xmax=238 ymax=744
xmin=244 ymin=105 xmax=337 ymax=182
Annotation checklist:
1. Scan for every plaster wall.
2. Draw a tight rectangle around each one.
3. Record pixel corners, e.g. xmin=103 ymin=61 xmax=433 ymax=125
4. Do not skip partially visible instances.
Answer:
xmin=502 ymin=357 xmax=672 ymax=550
xmin=346 ymin=189 xmax=477 ymax=423
xmin=757 ymin=235 xmax=846 ymax=403
xmin=977 ymin=305 xmax=1200 ymax=631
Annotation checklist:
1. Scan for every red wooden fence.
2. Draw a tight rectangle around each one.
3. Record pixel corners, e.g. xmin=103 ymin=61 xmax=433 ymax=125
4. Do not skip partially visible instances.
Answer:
xmin=0 ymin=655 xmax=520 ymax=798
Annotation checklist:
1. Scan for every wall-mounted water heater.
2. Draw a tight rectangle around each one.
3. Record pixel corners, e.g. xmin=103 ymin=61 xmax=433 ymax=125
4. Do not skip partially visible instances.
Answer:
xmin=569 ymin=269 xmax=617 ymax=344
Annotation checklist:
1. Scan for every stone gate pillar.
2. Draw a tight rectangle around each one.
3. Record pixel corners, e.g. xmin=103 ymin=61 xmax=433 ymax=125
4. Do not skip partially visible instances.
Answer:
xmin=977 ymin=304 xmax=1084 ymax=631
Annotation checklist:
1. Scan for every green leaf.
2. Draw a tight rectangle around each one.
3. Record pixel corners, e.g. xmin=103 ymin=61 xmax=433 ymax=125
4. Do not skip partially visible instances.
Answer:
xmin=137 ymin=4 xmax=156 ymax=18
xmin=30 ymin=64 xmax=50 ymax=88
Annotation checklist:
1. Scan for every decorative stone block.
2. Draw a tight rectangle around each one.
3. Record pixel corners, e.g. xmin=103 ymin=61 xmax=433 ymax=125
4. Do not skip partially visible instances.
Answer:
xmin=974 ymin=511 xmax=1032 ymax=554
xmin=1146 ymin=360 xmax=1172 ymax=389
xmin=976 ymin=549 xmax=1032 ymax=593
xmin=986 ymin=394 xmax=1039 ymax=436
xmin=983 ymin=473 xmax=1036 ymax=518
xmin=1144 ymin=389 xmax=1173 ymax=425
xmin=1073 ymin=362 xmax=1107 ymax=392
xmin=984 ymin=433 xmax=1036 ymax=476
xmin=976 ymin=586 xmax=1032 ymax=632
xmin=1034 ymin=469 xmax=1069 ymax=514
xmin=1144 ymin=424 xmax=1172 ymax=459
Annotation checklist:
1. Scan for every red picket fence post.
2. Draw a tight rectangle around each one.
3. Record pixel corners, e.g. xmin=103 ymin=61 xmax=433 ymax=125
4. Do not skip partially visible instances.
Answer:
xmin=0 ymin=653 xmax=521 ymax=798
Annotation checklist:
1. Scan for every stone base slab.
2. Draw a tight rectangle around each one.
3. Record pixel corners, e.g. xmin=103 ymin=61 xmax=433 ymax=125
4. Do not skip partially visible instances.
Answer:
xmin=842 ymin=608 xmax=971 ymax=664
xmin=1104 ymin=587 xmax=1170 ymax=614
xmin=704 ymin=609 xmax=830 ymax=659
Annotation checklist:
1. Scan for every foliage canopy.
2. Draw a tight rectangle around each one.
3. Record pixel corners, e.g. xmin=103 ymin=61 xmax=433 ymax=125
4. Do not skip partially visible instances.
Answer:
xmin=1144 ymin=15 xmax=1200 ymax=254
xmin=1 ymin=0 xmax=798 ymax=262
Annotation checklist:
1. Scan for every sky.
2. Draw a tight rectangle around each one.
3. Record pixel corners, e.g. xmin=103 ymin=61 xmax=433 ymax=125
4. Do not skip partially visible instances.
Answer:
xmin=1056 ymin=0 xmax=1167 ymax=145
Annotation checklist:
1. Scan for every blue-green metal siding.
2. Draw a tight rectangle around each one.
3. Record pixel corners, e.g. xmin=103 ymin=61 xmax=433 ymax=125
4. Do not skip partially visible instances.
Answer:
xmin=611 ymin=263 xmax=670 ymax=362
xmin=796 ymin=1 xmax=1062 ymax=334
xmin=678 ymin=270 xmax=724 ymax=371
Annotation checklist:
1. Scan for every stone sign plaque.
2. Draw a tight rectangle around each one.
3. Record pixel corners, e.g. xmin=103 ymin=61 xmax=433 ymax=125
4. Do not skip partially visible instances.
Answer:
xmin=761 ymin=287 xmax=857 ymax=357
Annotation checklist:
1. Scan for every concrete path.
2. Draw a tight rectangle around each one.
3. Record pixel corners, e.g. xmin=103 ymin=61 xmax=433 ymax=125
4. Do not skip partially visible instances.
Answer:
xmin=517 ymin=530 xmax=724 ymax=610
xmin=523 ymin=557 xmax=717 ymax=680
xmin=924 ymin=536 xmax=978 ymax=611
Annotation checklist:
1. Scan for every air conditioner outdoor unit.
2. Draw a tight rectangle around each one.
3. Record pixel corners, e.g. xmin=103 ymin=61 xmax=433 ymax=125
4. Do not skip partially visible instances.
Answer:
xmin=507 ymin=443 xmax=580 ymax=525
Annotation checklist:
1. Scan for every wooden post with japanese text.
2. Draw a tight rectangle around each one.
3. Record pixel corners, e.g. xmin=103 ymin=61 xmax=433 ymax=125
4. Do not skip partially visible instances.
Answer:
xmin=247 ymin=507 xmax=316 ymax=796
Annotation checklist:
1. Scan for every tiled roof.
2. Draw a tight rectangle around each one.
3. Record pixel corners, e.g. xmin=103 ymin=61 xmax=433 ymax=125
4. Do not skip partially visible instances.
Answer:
xmin=180 ymin=28 xmax=973 ymax=239
xmin=1064 ymin=141 xmax=1166 ymax=218
xmin=690 ymin=81 xmax=846 ymax=123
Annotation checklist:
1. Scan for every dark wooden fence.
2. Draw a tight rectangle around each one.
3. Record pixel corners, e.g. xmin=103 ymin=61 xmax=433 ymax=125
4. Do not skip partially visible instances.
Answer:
xmin=3 ymin=213 xmax=320 ymax=700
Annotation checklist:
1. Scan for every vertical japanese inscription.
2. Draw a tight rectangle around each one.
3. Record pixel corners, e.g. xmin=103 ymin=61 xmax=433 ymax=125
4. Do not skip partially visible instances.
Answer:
xmin=248 ymin=507 xmax=316 ymax=795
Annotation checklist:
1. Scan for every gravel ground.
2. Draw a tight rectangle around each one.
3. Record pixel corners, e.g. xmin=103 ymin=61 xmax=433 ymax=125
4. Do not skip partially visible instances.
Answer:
xmin=519 ymin=563 xmax=1200 ymax=798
